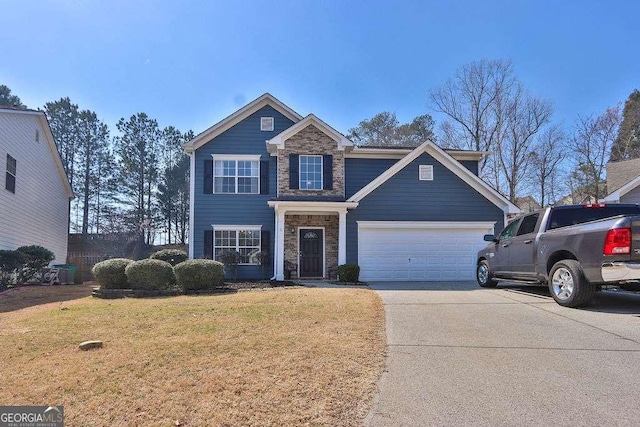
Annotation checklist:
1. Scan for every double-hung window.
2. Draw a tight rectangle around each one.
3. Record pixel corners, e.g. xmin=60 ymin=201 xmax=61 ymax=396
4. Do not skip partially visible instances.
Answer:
xmin=214 ymin=226 xmax=261 ymax=264
xmin=5 ymin=154 xmax=16 ymax=194
xmin=213 ymin=155 xmax=259 ymax=194
xmin=299 ymin=155 xmax=323 ymax=190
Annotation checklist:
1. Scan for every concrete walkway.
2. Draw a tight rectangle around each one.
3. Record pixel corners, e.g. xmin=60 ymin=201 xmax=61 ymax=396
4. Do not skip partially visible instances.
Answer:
xmin=364 ymin=281 xmax=640 ymax=426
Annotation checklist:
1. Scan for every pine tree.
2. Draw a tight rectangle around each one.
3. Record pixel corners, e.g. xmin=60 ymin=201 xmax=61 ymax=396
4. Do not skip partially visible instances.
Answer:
xmin=610 ymin=89 xmax=640 ymax=160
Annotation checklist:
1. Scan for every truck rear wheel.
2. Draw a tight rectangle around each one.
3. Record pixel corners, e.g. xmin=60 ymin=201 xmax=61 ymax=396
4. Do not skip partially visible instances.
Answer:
xmin=548 ymin=260 xmax=595 ymax=308
xmin=477 ymin=260 xmax=497 ymax=288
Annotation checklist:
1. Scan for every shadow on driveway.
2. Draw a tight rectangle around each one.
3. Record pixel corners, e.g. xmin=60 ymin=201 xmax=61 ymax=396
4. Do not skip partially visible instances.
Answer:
xmin=495 ymin=282 xmax=640 ymax=315
xmin=367 ymin=281 xmax=478 ymax=291
xmin=369 ymin=280 xmax=640 ymax=315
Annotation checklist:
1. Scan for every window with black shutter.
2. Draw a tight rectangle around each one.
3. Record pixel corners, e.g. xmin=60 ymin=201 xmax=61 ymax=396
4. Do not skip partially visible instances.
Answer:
xmin=5 ymin=154 xmax=16 ymax=194
xmin=323 ymin=154 xmax=333 ymax=190
xmin=289 ymin=154 xmax=299 ymax=189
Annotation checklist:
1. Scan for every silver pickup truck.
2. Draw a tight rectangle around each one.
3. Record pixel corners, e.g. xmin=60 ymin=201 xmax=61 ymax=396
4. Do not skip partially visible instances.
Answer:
xmin=476 ymin=204 xmax=640 ymax=307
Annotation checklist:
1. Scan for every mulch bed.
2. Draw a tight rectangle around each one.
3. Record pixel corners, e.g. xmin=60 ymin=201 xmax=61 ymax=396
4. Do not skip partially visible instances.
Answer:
xmin=92 ymin=280 xmax=300 ymax=299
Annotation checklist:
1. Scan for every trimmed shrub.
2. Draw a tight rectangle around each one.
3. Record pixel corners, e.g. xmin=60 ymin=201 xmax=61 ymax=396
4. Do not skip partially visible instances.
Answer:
xmin=337 ymin=264 xmax=360 ymax=283
xmin=125 ymin=259 xmax=175 ymax=290
xmin=16 ymin=245 xmax=55 ymax=284
xmin=219 ymin=250 xmax=241 ymax=280
xmin=92 ymin=258 xmax=133 ymax=289
xmin=0 ymin=250 xmax=25 ymax=288
xmin=174 ymin=259 xmax=225 ymax=292
xmin=150 ymin=249 xmax=188 ymax=266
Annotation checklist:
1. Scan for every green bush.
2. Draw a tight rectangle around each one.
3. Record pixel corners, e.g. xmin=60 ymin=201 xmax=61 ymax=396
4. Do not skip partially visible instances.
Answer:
xmin=16 ymin=245 xmax=55 ymax=284
xmin=0 ymin=250 xmax=25 ymax=287
xmin=337 ymin=264 xmax=360 ymax=283
xmin=92 ymin=258 xmax=133 ymax=289
xmin=219 ymin=250 xmax=241 ymax=280
xmin=174 ymin=259 xmax=225 ymax=292
xmin=150 ymin=249 xmax=188 ymax=266
xmin=125 ymin=259 xmax=175 ymax=290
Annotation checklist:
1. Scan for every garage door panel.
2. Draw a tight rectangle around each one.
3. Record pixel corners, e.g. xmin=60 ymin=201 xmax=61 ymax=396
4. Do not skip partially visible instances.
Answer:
xmin=358 ymin=222 xmax=493 ymax=282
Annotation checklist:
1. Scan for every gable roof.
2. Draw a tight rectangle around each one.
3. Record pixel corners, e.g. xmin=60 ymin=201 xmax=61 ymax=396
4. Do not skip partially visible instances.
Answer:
xmin=346 ymin=140 xmax=520 ymax=214
xmin=266 ymin=114 xmax=353 ymax=155
xmin=606 ymin=158 xmax=640 ymax=193
xmin=0 ymin=108 xmax=73 ymax=199
xmin=601 ymin=175 xmax=640 ymax=202
xmin=183 ymin=93 xmax=303 ymax=154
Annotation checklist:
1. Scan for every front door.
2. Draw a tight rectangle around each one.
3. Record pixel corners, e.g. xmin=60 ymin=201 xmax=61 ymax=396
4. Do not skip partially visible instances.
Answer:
xmin=299 ymin=228 xmax=323 ymax=277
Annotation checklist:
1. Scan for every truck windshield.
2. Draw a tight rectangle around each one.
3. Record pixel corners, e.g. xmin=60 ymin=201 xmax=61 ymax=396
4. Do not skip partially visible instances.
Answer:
xmin=547 ymin=205 xmax=640 ymax=230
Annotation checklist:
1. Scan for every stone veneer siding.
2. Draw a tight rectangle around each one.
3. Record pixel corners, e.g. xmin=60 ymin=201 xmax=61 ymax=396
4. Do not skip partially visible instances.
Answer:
xmin=277 ymin=124 xmax=345 ymax=197
xmin=284 ymin=214 xmax=339 ymax=279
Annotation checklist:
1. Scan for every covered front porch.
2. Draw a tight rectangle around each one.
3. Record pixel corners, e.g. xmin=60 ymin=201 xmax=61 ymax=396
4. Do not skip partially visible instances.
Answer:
xmin=268 ymin=201 xmax=358 ymax=280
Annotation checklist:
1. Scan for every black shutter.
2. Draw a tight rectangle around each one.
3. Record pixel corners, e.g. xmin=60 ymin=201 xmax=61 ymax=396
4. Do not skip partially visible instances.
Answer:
xmin=204 ymin=230 xmax=213 ymax=259
xmin=204 ymin=160 xmax=213 ymax=194
xmin=289 ymin=154 xmax=299 ymax=189
xmin=323 ymin=154 xmax=333 ymax=190
xmin=261 ymin=230 xmax=270 ymax=253
xmin=260 ymin=160 xmax=269 ymax=195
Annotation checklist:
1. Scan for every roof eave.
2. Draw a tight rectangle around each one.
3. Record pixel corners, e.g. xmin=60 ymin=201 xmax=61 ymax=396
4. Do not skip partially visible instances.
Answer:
xmin=183 ymin=93 xmax=303 ymax=153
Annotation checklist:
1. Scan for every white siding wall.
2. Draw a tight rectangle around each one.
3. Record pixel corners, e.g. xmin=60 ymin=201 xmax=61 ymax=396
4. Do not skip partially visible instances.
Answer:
xmin=621 ymin=185 xmax=640 ymax=205
xmin=0 ymin=112 xmax=70 ymax=264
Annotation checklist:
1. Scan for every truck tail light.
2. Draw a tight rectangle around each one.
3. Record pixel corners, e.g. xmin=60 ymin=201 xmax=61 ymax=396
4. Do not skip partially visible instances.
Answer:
xmin=603 ymin=228 xmax=631 ymax=255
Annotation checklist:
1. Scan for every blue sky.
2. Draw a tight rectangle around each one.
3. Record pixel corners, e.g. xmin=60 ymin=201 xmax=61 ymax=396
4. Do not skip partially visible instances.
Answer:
xmin=1 ymin=0 xmax=638 ymax=137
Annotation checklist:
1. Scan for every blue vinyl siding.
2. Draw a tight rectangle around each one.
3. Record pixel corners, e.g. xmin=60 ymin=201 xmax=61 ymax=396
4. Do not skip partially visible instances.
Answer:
xmin=192 ymin=105 xmax=294 ymax=279
xmin=459 ymin=160 xmax=479 ymax=175
xmin=345 ymin=158 xmax=397 ymax=198
xmin=345 ymin=153 xmax=504 ymax=264
xmin=345 ymin=158 xmax=480 ymax=199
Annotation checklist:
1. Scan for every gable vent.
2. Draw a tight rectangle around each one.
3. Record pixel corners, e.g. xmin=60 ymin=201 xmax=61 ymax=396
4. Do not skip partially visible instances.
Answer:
xmin=419 ymin=165 xmax=433 ymax=181
xmin=260 ymin=117 xmax=274 ymax=131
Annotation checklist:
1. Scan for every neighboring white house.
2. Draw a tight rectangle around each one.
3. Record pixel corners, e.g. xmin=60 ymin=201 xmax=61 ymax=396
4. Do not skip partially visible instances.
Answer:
xmin=601 ymin=158 xmax=640 ymax=205
xmin=0 ymin=107 xmax=74 ymax=264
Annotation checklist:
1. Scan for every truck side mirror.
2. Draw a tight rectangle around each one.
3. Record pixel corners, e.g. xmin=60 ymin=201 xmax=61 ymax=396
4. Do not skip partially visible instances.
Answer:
xmin=483 ymin=234 xmax=496 ymax=242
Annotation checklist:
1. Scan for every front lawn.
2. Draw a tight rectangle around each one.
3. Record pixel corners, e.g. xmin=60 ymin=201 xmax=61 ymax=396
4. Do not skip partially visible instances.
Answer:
xmin=0 ymin=285 xmax=385 ymax=426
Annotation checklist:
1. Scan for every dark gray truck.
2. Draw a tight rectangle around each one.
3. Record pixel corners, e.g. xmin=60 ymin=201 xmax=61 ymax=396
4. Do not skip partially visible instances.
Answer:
xmin=476 ymin=204 xmax=640 ymax=307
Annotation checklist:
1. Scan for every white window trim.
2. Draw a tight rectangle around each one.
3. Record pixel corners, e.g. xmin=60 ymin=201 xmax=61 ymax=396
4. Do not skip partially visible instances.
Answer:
xmin=260 ymin=116 xmax=274 ymax=131
xmin=212 ymin=225 xmax=263 ymax=265
xmin=299 ymin=155 xmax=323 ymax=190
xmin=419 ymin=165 xmax=433 ymax=181
xmin=212 ymin=154 xmax=261 ymax=194
xmin=212 ymin=154 xmax=261 ymax=161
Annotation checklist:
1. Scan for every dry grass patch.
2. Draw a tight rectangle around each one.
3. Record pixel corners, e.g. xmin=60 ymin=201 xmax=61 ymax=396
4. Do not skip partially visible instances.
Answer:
xmin=0 ymin=286 xmax=385 ymax=426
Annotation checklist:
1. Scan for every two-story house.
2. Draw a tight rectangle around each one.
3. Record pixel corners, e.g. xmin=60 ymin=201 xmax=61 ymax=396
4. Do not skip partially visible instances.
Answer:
xmin=0 ymin=107 xmax=74 ymax=265
xmin=183 ymin=94 xmax=519 ymax=282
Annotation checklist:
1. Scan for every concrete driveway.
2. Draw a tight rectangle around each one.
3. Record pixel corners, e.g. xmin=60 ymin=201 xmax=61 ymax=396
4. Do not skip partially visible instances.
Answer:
xmin=365 ymin=281 xmax=640 ymax=426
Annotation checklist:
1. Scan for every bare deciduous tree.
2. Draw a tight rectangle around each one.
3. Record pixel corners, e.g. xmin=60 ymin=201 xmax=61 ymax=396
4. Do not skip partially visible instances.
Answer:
xmin=431 ymin=59 xmax=554 ymax=201
xmin=529 ymin=124 xmax=566 ymax=206
xmin=429 ymin=59 xmax=515 ymax=163
xmin=570 ymin=105 xmax=622 ymax=200
xmin=496 ymin=84 xmax=553 ymax=202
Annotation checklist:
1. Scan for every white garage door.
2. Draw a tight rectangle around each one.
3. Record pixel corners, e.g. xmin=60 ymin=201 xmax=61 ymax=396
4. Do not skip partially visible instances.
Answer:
xmin=358 ymin=221 xmax=496 ymax=281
